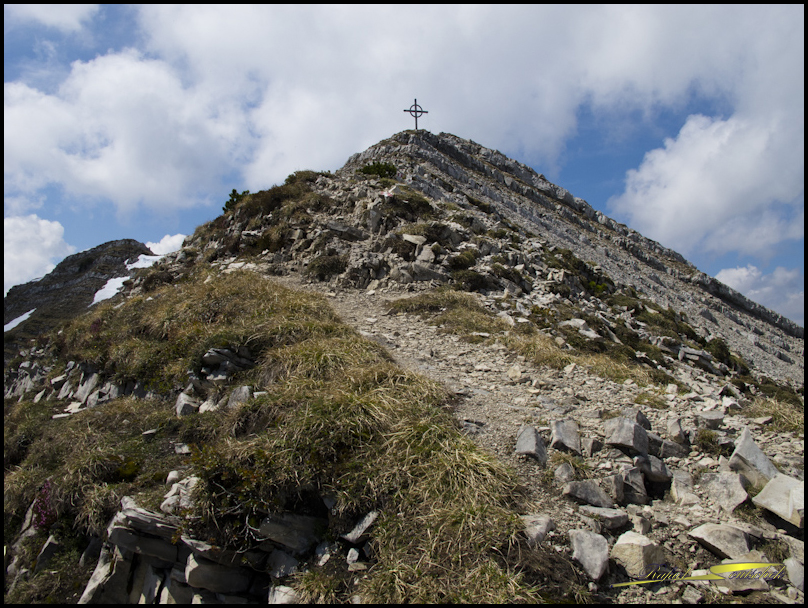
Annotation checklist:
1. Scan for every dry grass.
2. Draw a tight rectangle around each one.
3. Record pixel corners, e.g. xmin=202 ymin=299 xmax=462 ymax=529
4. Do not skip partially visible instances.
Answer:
xmin=7 ymin=273 xmax=604 ymax=602
xmin=742 ymin=396 xmax=804 ymax=434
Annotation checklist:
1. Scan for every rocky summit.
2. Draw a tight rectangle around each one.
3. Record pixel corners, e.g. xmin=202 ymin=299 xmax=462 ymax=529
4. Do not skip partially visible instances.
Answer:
xmin=3 ymin=130 xmax=804 ymax=604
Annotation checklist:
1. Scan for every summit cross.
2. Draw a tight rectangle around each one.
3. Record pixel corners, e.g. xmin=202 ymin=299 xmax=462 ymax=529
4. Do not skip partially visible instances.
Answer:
xmin=403 ymin=98 xmax=428 ymax=130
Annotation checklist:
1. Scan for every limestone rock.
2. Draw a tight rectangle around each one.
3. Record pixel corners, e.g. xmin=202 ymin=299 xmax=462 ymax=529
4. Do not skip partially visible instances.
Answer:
xmin=342 ymin=511 xmax=379 ymax=544
xmin=700 ymin=472 xmax=748 ymax=513
xmin=521 ymin=514 xmax=555 ymax=546
xmin=269 ymin=585 xmax=301 ymax=604
xmin=728 ymin=426 xmax=779 ymax=488
xmin=568 ymin=529 xmax=609 ymax=581
xmin=185 ymin=553 xmax=252 ymax=594
xmin=752 ymin=474 xmax=804 ymax=528
xmin=578 ymin=506 xmax=629 ymax=530
xmin=689 ymin=523 xmax=750 ymax=559
xmin=604 ymin=417 xmax=649 ymax=455
xmin=514 ymin=425 xmax=547 ymax=465
xmin=610 ymin=531 xmax=666 ymax=578
xmin=550 ymin=419 xmax=581 ymax=454
xmin=563 ymin=480 xmax=615 ymax=508
xmin=175 ymin=392 xmax=200 ymax=417
xmin=259 ymin=513 xmax=327 ymax=554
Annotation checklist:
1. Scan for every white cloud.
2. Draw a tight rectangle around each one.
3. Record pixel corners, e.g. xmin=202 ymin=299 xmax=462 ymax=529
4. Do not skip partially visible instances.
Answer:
xmin=4 ymin=215 xmax=75 ymax=295
xmin=716 ymin=265 xmax=804 ymax=326
xmin=4 ymin=4 xmax=99 ymax=32
xmin=608 ymin=113 xmax=804 ymax=256
xmin=4 ymin=49 xmax=247 ymax=214
xmin=146 ymin=233 xmax=187 ymax=255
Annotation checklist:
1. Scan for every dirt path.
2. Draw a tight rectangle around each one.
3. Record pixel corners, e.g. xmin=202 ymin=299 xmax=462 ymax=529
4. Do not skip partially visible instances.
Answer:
xmin=271 ymin=275 xmax=649 ymax=535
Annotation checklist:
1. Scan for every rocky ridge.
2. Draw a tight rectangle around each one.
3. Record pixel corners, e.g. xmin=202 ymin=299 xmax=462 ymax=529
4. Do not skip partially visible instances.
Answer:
xmin=4 ymin=239 xmax=154 ymax=360
xmin=3 ymin=130 xmax=804 ymax=603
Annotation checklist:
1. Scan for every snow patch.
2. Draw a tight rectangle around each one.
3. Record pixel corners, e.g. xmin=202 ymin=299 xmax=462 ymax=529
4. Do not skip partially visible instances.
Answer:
xmin=5 ymin=308 xmax=36 ymax=332
xmin=89 ymin=254 xmax=163 ymax=306
xmin=90 ymin=277 xmax=129 ymax=306
xmin=127 ymin=254 xmax=163 ymax=270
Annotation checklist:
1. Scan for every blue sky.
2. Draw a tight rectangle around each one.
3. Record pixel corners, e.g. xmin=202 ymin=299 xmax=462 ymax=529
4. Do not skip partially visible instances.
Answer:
xmin=4 ymin=5 xmax=804 ymax=326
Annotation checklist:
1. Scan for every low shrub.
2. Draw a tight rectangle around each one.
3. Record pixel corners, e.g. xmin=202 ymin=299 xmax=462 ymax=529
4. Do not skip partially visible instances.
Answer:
xmin=358 ymin=162 xmax=397 ymax=179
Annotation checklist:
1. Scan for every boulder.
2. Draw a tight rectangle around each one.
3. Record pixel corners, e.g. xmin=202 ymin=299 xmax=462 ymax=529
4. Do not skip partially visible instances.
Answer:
xmin=568 ymin=529 xmax=609 ymax=581
xmin=728 ymin=427 xmax=779 ymax=488
xmin=185 ymin=553 xmax=252 ymax=594
xmin=604 ymin=417 xmax=649 ymax=455
xmin=175 ymin=392 xmax=200 ymax=417
xmin=752 ymin=474 xmax=804 ymax=528
xmin=550 ymin=419 xmax=581 ymax=454
xmin=700 ymin=472 xmax=748 ymax=513
xmin=521 ymin=514 xmax=555 ymax=546
xmin=633 ymin=454 xmax=671 ymax=483
xmin=514 ymin=425 xmax=548 ymax=465
xmin=619 ymin=467 xmax=648 ymax=505
xmin=610 ymin=531 xmax=665 ymax=578
xmin=578 ymin=506 xmax=629 ymax=530
xmin=563 ymin=480 xmax=615 ymax=508
xmin=258 ymin=513 xmax=327 ymax=554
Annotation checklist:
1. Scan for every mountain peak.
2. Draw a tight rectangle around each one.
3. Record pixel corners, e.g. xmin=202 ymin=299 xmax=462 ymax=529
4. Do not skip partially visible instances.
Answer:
xmin=4 ymin=130 xmax=803 ymax=605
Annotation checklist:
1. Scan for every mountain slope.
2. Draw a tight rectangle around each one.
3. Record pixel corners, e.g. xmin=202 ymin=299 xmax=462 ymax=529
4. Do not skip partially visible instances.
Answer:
xmin=4 ymin=239 xmax=154 ymax=360
xmin=3 ymin=131 xmax=804 ymax=604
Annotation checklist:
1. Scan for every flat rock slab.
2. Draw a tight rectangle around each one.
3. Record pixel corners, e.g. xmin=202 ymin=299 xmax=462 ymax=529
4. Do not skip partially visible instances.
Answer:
xmin=259 ymin=513 xmax=327 ymax=554
xmin=728 ymin=426 xmax=779 ymax=488
xmin=185 ymin=554 xmax=251 ymax=594
xmin=752 ymin=474 xmax=804 ymax=528
xmin=563 ymin=480 xmax=615 ymax=508
xmin=578 ymin=506 xmax=628 ymax=530
xmin=689 ymin=523 xmax=750 ymax=559
xmin=568 ymin=529 xmax=609 ymax=581
xmin=700 ymin=472 xmax=748 ymax=513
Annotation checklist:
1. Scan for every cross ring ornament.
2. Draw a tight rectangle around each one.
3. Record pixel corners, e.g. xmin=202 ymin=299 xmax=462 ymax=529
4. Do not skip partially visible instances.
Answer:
xmin=404 ymin=98 xmax=428 ymax=130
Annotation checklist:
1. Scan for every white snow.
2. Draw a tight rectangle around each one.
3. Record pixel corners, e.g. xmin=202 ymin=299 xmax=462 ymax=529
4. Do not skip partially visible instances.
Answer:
xmin=127 ymin=254 xmax=163 ymax=270
xmin=90 ymin=277 xmax=129 ymax=306
xmin=5 ymin=308 xmax=36 ymax=332
xmin=88 ymin=254 xmax=163 ymax=307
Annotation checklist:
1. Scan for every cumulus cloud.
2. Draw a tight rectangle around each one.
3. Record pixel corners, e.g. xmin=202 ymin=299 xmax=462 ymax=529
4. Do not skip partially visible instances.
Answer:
xmin=716 ymin=265 xmax=804 ymax=327
xmin=608 ymin=114 xmax=804 ymax=256
xmin=4 ymin=4 xmax=99 ymax=32
xmin=4 ymin=215 xmax=75 ymax=294
xmin=146 ymin=233 xmax=187 ymax=255
xmin=4 ymin=49 xmax=247 ymax=215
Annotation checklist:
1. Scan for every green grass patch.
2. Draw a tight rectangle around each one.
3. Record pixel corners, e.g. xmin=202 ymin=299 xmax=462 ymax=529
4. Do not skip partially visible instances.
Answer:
xmin=358 ymin=162 xmax=397 ymax=179
xmin=52 ymin=270 xmax=345 ymax=392
xmin=305 ymin=254 xmax=348 ymax=281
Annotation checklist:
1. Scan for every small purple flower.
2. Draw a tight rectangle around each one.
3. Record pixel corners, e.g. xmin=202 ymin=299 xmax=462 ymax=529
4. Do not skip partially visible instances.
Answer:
xmin=32 ymin=479 xmax=56 ymax=530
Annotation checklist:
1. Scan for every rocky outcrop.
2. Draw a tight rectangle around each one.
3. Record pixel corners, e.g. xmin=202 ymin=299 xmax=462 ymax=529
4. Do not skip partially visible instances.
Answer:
xmin=339 ymin=131 xmax=803 ymax=379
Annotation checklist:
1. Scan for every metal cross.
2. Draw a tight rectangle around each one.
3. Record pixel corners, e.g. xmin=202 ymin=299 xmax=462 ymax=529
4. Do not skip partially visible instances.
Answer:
xmin=404 ymin=98 xmax=428 ymax=130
